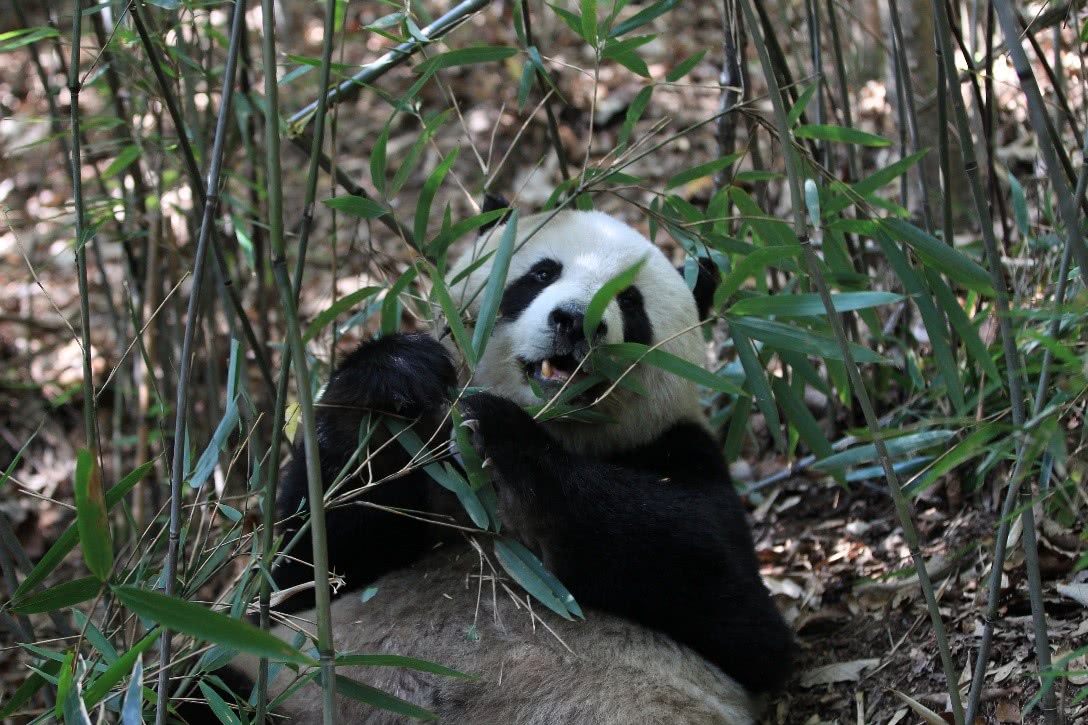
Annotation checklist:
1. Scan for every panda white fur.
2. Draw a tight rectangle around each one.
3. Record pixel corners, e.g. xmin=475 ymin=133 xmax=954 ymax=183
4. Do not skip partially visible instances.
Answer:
xmin=206 ymin=208 xmax=794 ymax=723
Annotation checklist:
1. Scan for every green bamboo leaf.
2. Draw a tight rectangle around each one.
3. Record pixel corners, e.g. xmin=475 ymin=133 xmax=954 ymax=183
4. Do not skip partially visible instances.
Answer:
xmin=666 ymin=49 xmax=706 ymax=82
xmin=380 ymin=265 xmax=419 ymax=336
xmin=600 ymin=343 xmax=744 ymax=395
xmin=74 ymin=450 xmax=113 ymax=582
xmin=0 ymin=27 xmax=60 ymax=52
xmin=391 ymin=421 xmax=490 ymax=529
xmin=391 ymin=111 xmax=451 ymax=195
xmin=102 ymin=145 xmax=141 ymax=181
xmin=188 ymin=398 xmax=239 ymax=490
xmin=617 ymin=85 xmax=653 ymax=150
xmin=581 ymin=0 xmax=599 ymax=44
xmin=547 ymin=3 xmax=584 ymax=36
xmin=502 ymin=538 xmax=583 ymax=618
xmin=729 ymin=317 xmax=888 ymax=364
xmin=925 ymin=269 xmax=1000 ymax=381
xmin=472 ymin=210 xmax=519 ymax=360
xmin=197 ymin=681 xmax=241 ymax=725
xmin=415 ymin=46 xmax=518 ymax=77
xmin=583 ymin=257 xmax=646 ymax=340
xmin=794 ymin=124 xmax=891 ymax=147
xmin=14 ymin=462 xmax=151 ymax=599
xmin=601 ymin=35 xmax=654 ymax=59
xmin=713 ymin=246 xmax=800 ymax=309
xmin=771 ymin=377 xmax=833 ymax=459
xmin=665 ymin=152 xmax=743 ymax=190
xmin=450 ymin=408 xmax=488 ymax=494
xmin=335 ymin=675 xmax=438 ymax=720
xmin=414 ymin=147 xmax=460 ymax=242
xmin=610 ymin=50 xmax=651 ymax=77
xmin=1007 ymin=170 xmax=1030 ymax=237
xmin=370 ymin=122 xmax=390 ymax=194
xmin=729 ymin=291 xmax=902 ymax=317
xmin=9 ymin=576 xmax=102 ymax=614
xmin=494 ymin=538 xmax=578 ymax=620
xmin=429 ymin=208 xmax=508 ymax=261
xmin=812 ymin=430 xmax=955 ymax=471
xmin=823 ymin=150 xmax=929 ymax=216
xmin=120 ymin=656 xmax=142 ymax=725
xmin=82 ymin=629 xmax=161 ymax=708
xmin=786 ymin=82 xmax=819 ymax=126
xmin=111 ymin=586 xmax=315 ymax=665
xmin=334 ymin=654 xmax=475 ymax=679
xmin=0 ymin=659 xmax=59 ymax=718
xmin=731 ymin=331 xmax=784 ymax=450
xmin=882 ymin=218 xmax=993 ymax=294
xmin=322 ymin=195 xmax=387 ymax=219
xmin=609 ymin=0 xmax=680 ymax=37
xmin=431 ymin=275 xmax=476 ymax=367
xmin=304 ymin=287 xmax=382 ymax=343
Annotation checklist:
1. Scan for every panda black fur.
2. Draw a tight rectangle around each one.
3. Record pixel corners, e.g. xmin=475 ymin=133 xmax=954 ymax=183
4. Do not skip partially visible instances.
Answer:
xmin=216 ymin=209 xmax=794 ymax=723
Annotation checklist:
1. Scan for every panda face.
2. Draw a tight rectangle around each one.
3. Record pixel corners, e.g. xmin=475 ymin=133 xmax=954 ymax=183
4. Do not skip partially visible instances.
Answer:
xmin=449 ymin=210 xmax=707 ymax=454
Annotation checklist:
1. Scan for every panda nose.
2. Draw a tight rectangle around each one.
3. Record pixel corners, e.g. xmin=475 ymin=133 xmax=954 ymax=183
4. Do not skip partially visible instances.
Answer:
xmin=549 ymin=305 xmax=606 ymax=343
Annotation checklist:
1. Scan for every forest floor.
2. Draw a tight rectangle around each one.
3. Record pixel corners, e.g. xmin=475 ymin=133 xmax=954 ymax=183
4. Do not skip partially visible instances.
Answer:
xmin=2 ymin=2 xmax=1086 ymax=724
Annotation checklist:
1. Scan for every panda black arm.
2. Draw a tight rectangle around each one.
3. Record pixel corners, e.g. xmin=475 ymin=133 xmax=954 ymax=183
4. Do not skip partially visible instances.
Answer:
xmin=462 ymin=392 xmax=795 ymax=694
xmin=273 ymin=333 xmax=457 ymax=613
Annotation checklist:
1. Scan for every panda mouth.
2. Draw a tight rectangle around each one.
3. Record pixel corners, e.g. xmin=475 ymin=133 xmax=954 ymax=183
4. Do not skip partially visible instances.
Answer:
xmin=525 ymin=353 xmax=584 ymax=385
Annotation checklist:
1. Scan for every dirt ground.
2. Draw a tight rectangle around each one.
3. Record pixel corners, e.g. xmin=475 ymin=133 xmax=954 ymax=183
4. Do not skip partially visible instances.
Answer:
xmin=1 ymin=2 xmax=1086 ymax=724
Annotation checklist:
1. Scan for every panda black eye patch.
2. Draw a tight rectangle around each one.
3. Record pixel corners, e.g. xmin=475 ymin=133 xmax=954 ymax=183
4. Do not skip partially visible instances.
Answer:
xmin=618 ymin=285 xmax=653 ymax=345
xmin=499 ymin=259 xmax=563 ymax=320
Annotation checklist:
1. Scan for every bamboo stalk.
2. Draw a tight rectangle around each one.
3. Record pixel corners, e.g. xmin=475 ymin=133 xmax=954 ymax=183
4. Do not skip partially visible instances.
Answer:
xmin=738 ymin=1 xmax=965 ymax=722
xmin=254 ymin=0 xmax=339 ymax=714
xmin=153 ymin=2 xmax=248 ymax=722
xmin=130 ymin=2 xmax=276 ymax=397
xmin=287 ymin=0 xmax=492 ymax=131
xmin=258 ymin=0 xmax=337 ymax=721
xmin=68 ymin=0 xmax=99 ymax=456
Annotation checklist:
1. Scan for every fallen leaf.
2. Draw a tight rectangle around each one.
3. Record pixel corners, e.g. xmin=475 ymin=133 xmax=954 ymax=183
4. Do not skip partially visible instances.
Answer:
xmin=799 ymin=658 xmax=880 ymax=687
xmin=994 ymin=699 xmax=1021 ymax=723
xmin=886 ymin=689 xmax=949 ymax=725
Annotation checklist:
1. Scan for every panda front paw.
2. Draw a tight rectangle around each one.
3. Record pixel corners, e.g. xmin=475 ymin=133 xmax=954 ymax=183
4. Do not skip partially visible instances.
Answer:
xmin=324 ymin=333 xmax=457 ymax=416
xmin=459 ymin=392 xmax=545 ymax=466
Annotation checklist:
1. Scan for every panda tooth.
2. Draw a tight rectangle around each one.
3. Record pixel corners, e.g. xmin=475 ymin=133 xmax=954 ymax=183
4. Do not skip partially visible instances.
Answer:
xmin=541 ymin=359 xmax=555 ymax=379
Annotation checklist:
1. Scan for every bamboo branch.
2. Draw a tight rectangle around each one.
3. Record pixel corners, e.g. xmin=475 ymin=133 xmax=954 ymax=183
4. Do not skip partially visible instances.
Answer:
xmin=153 ymin=2 xmax=248 ymax=722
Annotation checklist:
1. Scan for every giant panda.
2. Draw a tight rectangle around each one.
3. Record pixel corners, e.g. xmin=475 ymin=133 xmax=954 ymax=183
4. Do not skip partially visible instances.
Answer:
xmin=209 ymin=207 xmax=794 ymax=723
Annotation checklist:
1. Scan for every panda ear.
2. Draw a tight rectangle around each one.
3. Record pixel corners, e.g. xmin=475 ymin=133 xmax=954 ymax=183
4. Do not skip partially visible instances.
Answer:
xmin=678 ymin=257 xmax=720 ymax=321
xmin=478 ymin=192 xmax=512 ymax=236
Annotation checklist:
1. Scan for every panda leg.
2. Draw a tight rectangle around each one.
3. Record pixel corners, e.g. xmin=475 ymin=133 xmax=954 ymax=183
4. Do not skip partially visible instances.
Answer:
xmin=272 ymin=333 xmax=459 ymax=613
xmin=460 ymin=391 xmax=795 ymax=694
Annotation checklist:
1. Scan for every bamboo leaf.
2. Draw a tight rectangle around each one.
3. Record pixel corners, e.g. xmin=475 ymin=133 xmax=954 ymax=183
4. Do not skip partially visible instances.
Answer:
xmin=414 ymin=147 xmax=460 ymax=242
xmin=9 ymin=576 xmax=102 ymax=614
xmin=120 ymin=655 xmax=143 ymax=725
xmin=665 ymin=152 xmax=744 ymax=190
xmin=102 ymin=145 xmax=141 ymax=181
xmin=74 ymin=450 xmax=112 ymax=582
xmin=583 ymin=257 xmax=646 ymax=340
xmin=883 ymin=218 xmax=993 ymax=294
xmin=581 ymin=0 xmax=599 ymax=44
xmin=13 ymin=462 xmax=151 ymax=599
xmin=731 ymin=331 xmax=784 ymax=450
xmin=82 ymin=629 xmax=161 ymax=708
xmin=335 ymin=675 xmax=438 ymax=720
xmin=111 ymin=586 xmax=315 ymax=665
xmin=729 ymin=317 xmax=889 ymax=364
xmin=322 ymin=195 xmax=387 ymax=219
xmin=609 ymin=0 xmax=680 ymax=37
xmin=494 ymin=538 xmax=580 ymax=620
xmin=795 ymin=124 xmax=891 ymax=147
xmin=304 ymin=287 xmax=382 ymax=343
xmin=415 ymin=46 xmax=518 ymax=77
xmin=730 ymin=291 xmax=902 ymax=317
xmin=472 ymin=210 xmax=519 ymax=360
xmin=334 ymin=654 xmax=475 ymax=679
xmin=600 ymin=343 xmax=744 ymax=395
xmin=666 ymin=49 xmax=706 ymax=82
xmin=813 ymin=430 xmax=955 ymax=471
